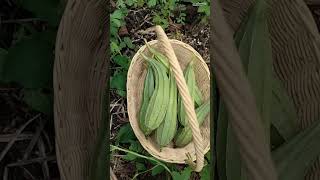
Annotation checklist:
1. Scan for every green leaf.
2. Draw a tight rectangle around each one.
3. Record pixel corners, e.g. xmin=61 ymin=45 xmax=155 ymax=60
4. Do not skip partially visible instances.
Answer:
xmin=147 ymin=0 xmax=157 ymax=7
xmin=123 ymin=37 xmax=135 ymax=49
xmin=113 ymin=55 xmax=130 ymax=69
xmin=116 ymin=0 xmax=126 ymax=8
xmin=135 ymin=162 xmax=147 ymax=171
xmin=200 ymin=166 xmax=210 ymax=180
xmin=31 ymin=30 xmax=57 ymax=46
xmin=216 ymin=102 xmax=228 ymax=180
xmin=234 ymin=0 xmax=298 ymax=148
xmin=89 ymin=81 xmax=108 ymax=180
xmin=111 ymin=70 xmax=127 ymax=90
xmin=198 ymin=5 xmax=210 ymax=16
xmin=124 ymin=140 xmax=144 ymax=161
xmin=226 ymin=124 xmax=242 ymax=180
xmin=137 ymin=0 xmax=145 ymax=7
xmin=273 ymin=120 xmax=320 ymax=180
xmin=119 ymin=41 xmax=127 ymax=49
xmin=111 ymin=9 xmax=125 ymax=20
xmin=0 ymin=48 xmax=8 ymax=80
xmin=128 ymin=140 xmax=144 ymax=152
xmin=126 ymin=0 xmax=135 ymax=6
xmin=205 ymin=151 xmax=210 ymax=162
xmin=115 ymin=123 xmax=136 ymax=144
xmin=239 ymin=0 xmax=272 ymax=142
xmin=23 ymin=89 xmax=52 ymax=115
xmin=3 ymin=38 xmax=53 ymax=88
xmin=152 ymin=14 xmax=169 ymax=29
xmin=234 ymin=0 xmax=272 ymax=133
xmin=123 ymin=152 xmax=137 ymax=161
xmin=229 ymin=1 xmax=271 ymax=179
xmin=17 ymin=0 xmax=60 ymax=26
xmin=172 ymin=167 xmax=192 ymax=180
xmin=111 ymin=25 xmax=118 ymax=37
xmin=116 ymin=89 xmax=126 ymax=97
xmin=112 ymin=18 xmax=122 ymax=28
xmin=13 ymin=26 xmax=28 ymax=43
xmin=270 ymin=125 xmax=285 ymax=150
xmin=234 ymin=7 xmax=255 ymax=73
xmin=151 ymin=165 xmax=165 ymax=176
xmin=271 ymin=77 xmax=298 ymax=140
xmin=111 ymin=41 xmax=121 ymax=54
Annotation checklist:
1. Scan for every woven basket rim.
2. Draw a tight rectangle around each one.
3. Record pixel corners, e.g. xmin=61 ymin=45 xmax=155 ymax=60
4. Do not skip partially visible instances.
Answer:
xmin=126 ymin=39 xmax=210 ymax=164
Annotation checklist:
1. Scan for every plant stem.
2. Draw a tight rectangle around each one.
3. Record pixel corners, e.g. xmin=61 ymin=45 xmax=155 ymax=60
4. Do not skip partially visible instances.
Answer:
xmin=110 ymin=145 xmax=172 ymax=176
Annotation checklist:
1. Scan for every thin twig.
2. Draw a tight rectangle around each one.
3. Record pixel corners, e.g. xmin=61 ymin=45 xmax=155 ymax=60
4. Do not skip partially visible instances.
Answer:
xmin=0 ymin=114 xmax=41 ymax=163
xmin=110 ymin=115 xmax=113 ymax=131
xmin=6 ymin=156 xmax=56 ymax=167
xmin=132 ymin=164 xmax=160 ymax=180
xmin=21 ymin=167 xmax=36 ymax=180
xmin=110 ymin=145 xmax=172 ymax=176
xmin=42 ymin=131 xmax=53 ymax=153
xmin=1 ymin=18 xmax=43 ymax=24
xmin=23 ymin=118 xmax=46 ymax=160
xmin=3 ymin=167 xmax=9 ymax=180
xmin=38 ymin=137 xmax=50 ymax=180
xmin=5 ymin=0 xmax=12 ymax=6
xmin=110 ymin=167 xmax=118 ymax=180
xmin=0 ymin=133 xmax=33 ymax=142
xmin=112 ymin=154 xmax=126 ymax=157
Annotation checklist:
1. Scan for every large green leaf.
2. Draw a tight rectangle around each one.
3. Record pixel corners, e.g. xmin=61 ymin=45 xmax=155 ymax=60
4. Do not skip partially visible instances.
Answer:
xmin=240 ymin=0 xmax=272 ymax=141
xmin=2 ymin=38 xmax=54 ymax=88
xmin=270 ymin=125 xmax=285 ymax=150
xmin=151 ymin=165 xmax=165 ymax=176
xmin=271 ymin=77 xmax=298 ymax=140
xmin=200 ymin=165 xmax=210 ymax=180
xmin=17 ymin=0 xmax=61 ymax=26
xmin=234 ymin=1 xmax=299 ymax=144
xmin=273 ymin=120 xmax=320 ymax=180
xmin=172 ymin=166 xmax=192 ymax=180
xmin=31 ymin=30 xmax=57 ymax=47
xmin=147 ymin=0 xmax=157 ymax=7
xmin=216 ymin=102 xmax=228 ymax=180
xmin=110 ymin=70 xmax=127 ymax=97
xmin=113 ymin=55 xmax=130 ymax=70
xmin=23 ymin=89 xmax=53 ymax=115
xmin=115 ymin=123 xmax=136 ymax=144
xmin=226 ymin=125 xmax=241 ymax=180
xmin=227 ymin=1 xmax=271 ymax=180
xmin=0 ymin=48 xmax=8 ymax=80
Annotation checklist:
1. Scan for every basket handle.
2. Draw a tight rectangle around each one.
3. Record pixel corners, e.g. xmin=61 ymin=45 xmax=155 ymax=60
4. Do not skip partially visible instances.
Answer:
xmin=143 ymin=25 xmax=205 ymax=172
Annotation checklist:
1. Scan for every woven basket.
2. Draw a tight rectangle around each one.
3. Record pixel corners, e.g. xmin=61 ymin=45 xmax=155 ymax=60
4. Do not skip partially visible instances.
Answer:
xmin=127 ymin=26 xmax=210 ymax=171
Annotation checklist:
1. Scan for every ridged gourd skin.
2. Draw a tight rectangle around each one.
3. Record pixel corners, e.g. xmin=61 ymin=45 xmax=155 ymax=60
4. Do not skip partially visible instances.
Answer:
xmin=174 ymin=101 xmax=210 ymax=147
xmin=140 ymin=53 xmax=170 ymax=131
xmin=178 ymin=61 xmax=196 ymax=126
xmin=144 ymin=40 xmax=170 ymax=70
xmin=145 ymin=44 xmax=202 ymax=107
xmin=155 ymin=70 xmax=178 ymax=148
xmin=194 ymin=86 xmax=203 ymax=107
xmin=139 ymin=66 xmax=155 ymax=135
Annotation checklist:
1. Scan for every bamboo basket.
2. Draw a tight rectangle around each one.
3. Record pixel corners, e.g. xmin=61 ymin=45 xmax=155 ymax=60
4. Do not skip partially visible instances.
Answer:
xmin=126 ymin=26 xmax=210 ymax=171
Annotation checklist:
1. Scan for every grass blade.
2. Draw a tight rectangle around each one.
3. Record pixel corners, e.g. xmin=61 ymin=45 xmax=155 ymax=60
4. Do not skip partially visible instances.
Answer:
xmin=227 ymin=1 xmax=271 ymax=180
xmin=245 ymin=0 xmax=272 ymax=144
xmin=215 ymin=102 xmax=228 ymax=180
xmin=272 ymin=120 xmax=320 ymax=180
xmin=226 ymin=124 xmax=241 ymax=180
xmin=270 ymin=77 xmax=299 ymax=141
